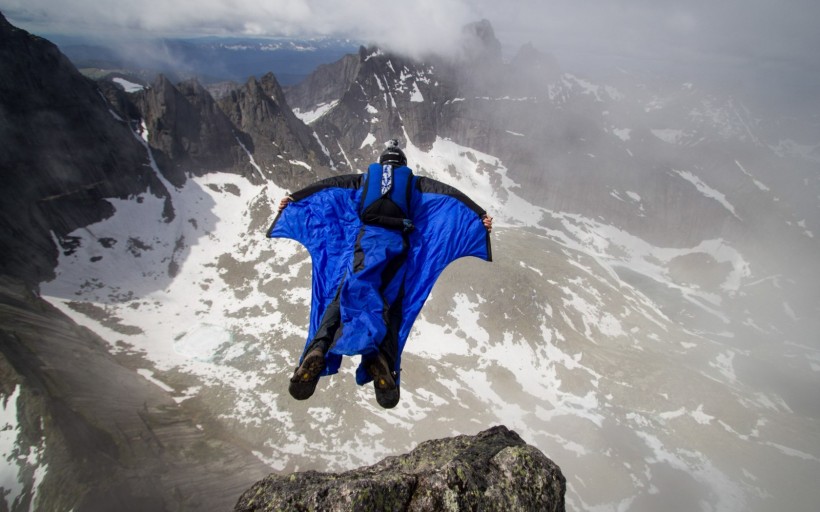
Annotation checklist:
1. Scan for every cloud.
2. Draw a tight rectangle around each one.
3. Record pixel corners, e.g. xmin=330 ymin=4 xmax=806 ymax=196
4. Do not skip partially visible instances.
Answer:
xmin=3 ymin=0 xmax=819 ymax=113
xmin=4 ymin=0 xmax=820 ymax=66
xmin=1 ymin=0 xmax=479 ymax=54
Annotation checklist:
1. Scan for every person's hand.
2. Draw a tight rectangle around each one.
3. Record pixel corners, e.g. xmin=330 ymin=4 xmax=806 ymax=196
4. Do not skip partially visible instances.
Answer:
xmin=278 ymin=196 xmax=293 ymax=212
xmin=482 ymin=214 xmax=493 ymax=233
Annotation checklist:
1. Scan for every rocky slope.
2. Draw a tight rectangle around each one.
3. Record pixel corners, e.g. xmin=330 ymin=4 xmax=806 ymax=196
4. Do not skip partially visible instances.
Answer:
xmin=133 ymin=75 xmax=242 ymax=187
xmin=216 ymin=72 xmax=332 ymax=188
xmin=0 ymin=275 xmax=269 ymax=511
xmin=234 ymin=426 xmax=565 ymax=512
xmin=0 ymin=10 xmax=336 ymax=287
xmin=0 ymin=14 xmax=328 ymax=511
xmin=0 ymin=12 xmax=161 ymax=285
xmin=283 ymin=52 xmax=361 ymax=117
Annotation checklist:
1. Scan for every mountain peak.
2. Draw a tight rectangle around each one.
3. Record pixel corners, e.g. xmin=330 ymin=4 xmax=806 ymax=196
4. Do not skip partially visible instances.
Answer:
xmin=459 ymin=19 xmax=502 ymax=63
xmin=510 ymin=41 xmax=561 ymax=84
xmin=462 ymin=19 xmax=498 ymax=45
xmin=0 ymin=11 xmax=18 ymax=34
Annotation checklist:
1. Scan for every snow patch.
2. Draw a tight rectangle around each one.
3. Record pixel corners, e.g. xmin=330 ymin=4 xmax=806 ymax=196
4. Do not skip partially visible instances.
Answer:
xmin=613 ymin=128 xmax=631 ymax=141
xmin=174 ymin=324 xmax=233 ymax=362
xmin=652 ymin=128 xmax=686 ymax=144
xmin=112 ymin=77 xmax=144 ymax=93
xmin=674 ymin=169 xmax=741 ymax=220
xmin=360 ymin=133 xmax=376 ymax=149
xmin=734 ymin=160 xmax=770 ymax=192
xmin=1 ymin=385 xmax=49 ymax=511
xmin=409 ymin=82 xmax=424 ymax=102
xmin=0 ymin=385 xmax=23 ymax=498
xmin=137 ymin=369 xmax=175 ymax=392
xmin=293 ymin=100 xmax=339 ymax=125
xmin=288 ymin=159 xmax=311 ymax=171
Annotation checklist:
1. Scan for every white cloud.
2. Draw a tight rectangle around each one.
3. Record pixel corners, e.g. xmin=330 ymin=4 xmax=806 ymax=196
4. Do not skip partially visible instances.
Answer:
xmin=2 ymin=0 xmax=478 ymax=57
xmin=5 ymin=0 xmax=820 ymax=65
xmin=3 ymin=0 xmax=819 ymax=111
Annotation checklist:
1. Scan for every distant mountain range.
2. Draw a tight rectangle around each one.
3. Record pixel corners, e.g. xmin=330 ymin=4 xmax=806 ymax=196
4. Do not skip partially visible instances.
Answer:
xmin=50 ymin=33 xmax=361 ymax=85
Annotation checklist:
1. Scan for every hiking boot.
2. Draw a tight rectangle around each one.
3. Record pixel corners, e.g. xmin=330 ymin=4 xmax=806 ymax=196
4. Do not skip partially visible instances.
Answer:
xmin=288 ymin=347 xmax=326 ymax=400
xmin=365 ymin=352 xmax=400 ymax=409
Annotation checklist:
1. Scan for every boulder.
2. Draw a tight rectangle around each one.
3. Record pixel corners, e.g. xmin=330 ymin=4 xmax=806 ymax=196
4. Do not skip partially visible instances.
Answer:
xmin=235 ymin=425 xmax=565 ymax=512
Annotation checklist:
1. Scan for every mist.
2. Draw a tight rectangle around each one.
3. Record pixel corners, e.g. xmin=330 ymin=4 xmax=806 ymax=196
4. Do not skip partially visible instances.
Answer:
xmin=4 ymin=0 xmax=819 ymax=119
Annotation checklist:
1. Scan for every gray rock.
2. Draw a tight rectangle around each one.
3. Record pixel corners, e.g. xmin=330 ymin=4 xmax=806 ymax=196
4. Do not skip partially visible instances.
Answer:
xmin=234 ymin=425 xmax=565 ymax=512
xmin=0 ymin=12 xmax=161 ymax=285
xmin=134 ymin=74 xmax=242 ymax=186
xmin=217 ymin=73 xmax=331 ymax=188
xmin=284 ymin=52 xmax=361 ymax=114
xmin=0 ymin=276 xmax=269 ymax=511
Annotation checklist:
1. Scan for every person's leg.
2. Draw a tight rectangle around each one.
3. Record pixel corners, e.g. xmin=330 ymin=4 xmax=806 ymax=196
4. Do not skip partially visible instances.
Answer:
xmin=363 ymin=350 xmax=400 ymax=408
xmin=289 ymin=280 xmax=344 ymax=400
xmin=333 ymin=226 xmax=405 ymax=357
xmin=363 ymin=232 xmax=410 ymax=409
xmin=288 ymin=346 xmax=326 ymax=400
xmin=378 ymin=287 xmax=403 ymax=373
xmin=305 ymin=283 xmax=343 ymax=355
xmin=360 ymin=278 xmax=405 ymax=408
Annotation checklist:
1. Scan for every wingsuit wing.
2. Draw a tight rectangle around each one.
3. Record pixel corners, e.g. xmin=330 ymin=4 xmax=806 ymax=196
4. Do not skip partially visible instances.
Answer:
xmin=393 ymin=177 xmax=492 ymax=370
xmin=267 ymin=173 xmax=492 ymax=384
xmin=267 ymin=174 xmax=363 ymax=375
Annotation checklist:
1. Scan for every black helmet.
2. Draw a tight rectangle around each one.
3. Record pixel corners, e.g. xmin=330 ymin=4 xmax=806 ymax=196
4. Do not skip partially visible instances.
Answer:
xmin=379 ymin=139 xmax=407 ymax=167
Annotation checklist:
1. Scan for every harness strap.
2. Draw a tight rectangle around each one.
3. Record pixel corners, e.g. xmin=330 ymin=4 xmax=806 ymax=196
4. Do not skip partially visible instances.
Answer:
xmin=360 ymin=163 xmax=415 ymax=230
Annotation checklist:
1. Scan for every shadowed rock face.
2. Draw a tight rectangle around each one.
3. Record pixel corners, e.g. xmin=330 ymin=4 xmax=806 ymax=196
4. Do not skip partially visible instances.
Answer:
xmin=234 ymin=425 xmax=566 ymax=512
xmin=216 ymin=72 xmax=331 ymax=189
xmin=0 ymin=12 xmax=160 ymax=285
xmin=0 ymin=275 xmax=270 ymax=511
xmin=134 ymin=75 xmax=242 ymax=187
xmin=0 ymin=12 xmax=333 ymax=287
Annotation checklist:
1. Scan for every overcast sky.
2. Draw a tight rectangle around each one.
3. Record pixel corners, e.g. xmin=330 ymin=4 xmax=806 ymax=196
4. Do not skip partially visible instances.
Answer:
xmin=3 ymin=0 xmax=819 ymax=114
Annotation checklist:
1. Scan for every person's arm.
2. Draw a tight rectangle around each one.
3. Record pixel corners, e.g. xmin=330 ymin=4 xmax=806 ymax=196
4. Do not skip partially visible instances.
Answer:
xmin=279 ymin=174 xmax=362 ymax=211
xmin=481 ymin=214 xmax=493 ymax=233
xmin=278 ymin=195 xmax=294 ymax=212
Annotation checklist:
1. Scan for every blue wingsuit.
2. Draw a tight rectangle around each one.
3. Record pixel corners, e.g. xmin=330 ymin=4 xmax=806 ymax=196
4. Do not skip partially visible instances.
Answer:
xmin=268 ymin=163 xmax=492 ymax=386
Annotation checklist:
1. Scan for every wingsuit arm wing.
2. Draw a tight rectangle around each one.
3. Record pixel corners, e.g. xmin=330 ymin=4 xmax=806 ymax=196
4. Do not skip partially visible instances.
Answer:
xmin=392 ymin=176 xmax=493 ymax=365
xmin=288 ymin=174 xmax=364 ymax=203
xmin=267 ymin=174 xmax=362 ymax=248
xmin=416 ymin=177 xmax=489 ymax=219
xmin=413 ymin=176 xmax=492 ymax=262
xmin=267 ymin=174 xmax=363 ymax=352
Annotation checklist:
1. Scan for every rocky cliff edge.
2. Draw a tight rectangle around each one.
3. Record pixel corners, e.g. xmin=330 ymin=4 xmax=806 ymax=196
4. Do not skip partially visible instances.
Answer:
xmin=234 ymin=425 xmax=566 ymax=512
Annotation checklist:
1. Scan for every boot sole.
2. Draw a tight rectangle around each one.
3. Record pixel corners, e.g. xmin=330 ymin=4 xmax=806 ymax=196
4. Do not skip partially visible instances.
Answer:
xmin=288 ymin=350 xmax=326 ymax=400
xmin=366 ymin=355 xmax=400 ymax=409
xmin=365 ymin=356 xmax=396 ymax=390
